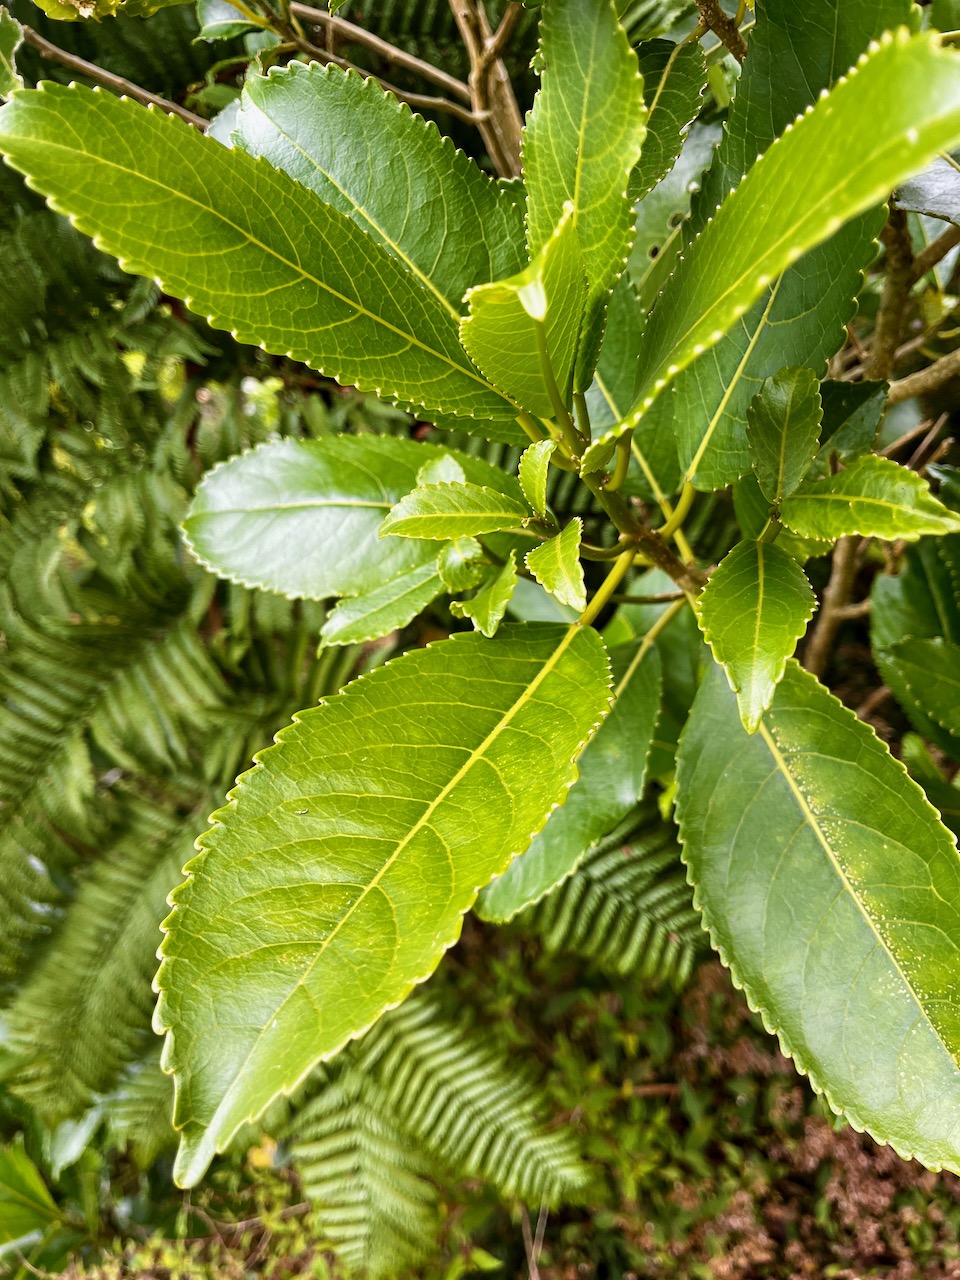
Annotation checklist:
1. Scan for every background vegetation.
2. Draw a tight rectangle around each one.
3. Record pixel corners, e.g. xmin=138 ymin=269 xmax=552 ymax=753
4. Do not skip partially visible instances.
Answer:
xmin=1 ymin=0 xmax=960 ymax=1276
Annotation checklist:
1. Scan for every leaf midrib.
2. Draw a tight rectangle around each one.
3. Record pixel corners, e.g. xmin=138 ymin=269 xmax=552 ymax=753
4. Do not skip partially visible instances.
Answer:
xmin=756 ymin=714 xmax=953 ymax=1066
xmin=211 ymin=620 xmax=591 ymax=1130
xmin=23 ymin=135 xmax=507 ymax=403
xmin=239 ymin=99 xmax=461 ymax=322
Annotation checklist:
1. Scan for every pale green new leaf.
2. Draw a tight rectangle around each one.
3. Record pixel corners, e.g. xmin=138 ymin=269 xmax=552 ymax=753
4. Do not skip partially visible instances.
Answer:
xmin=0 ymin=1140 xmax=59 ymax=1246
xmin=479 ymin=638 xmax=660 ymax=921
xmin=0 ymin=11 xmax=23 ymax=101
xmin=0 ymin=84 xmax=516 ymax=424
xmin=319 ymin=564 xmax=444 ymax=647
xmin=746 ymin=367 xmax=822 ymax=505
xmin=677 ymin=659 xmax=960 ymax=1173
xmin=780 ymin=455 xmax=960 ymax=542
xmin=183 ymin=437 xmax=511 ymax=600
xmin=437 ymin=538 xmax=487 ymax=593
xmin=630 ymin=38 xmax=706 ymax=202
xmin=155 ymin=623 xmax=611 ymax=1186
xmin=883 ymin=637 xmax=960 ymax=737
xmin=525 ymin=519 xmax=586 ymax=613
xmin=694 ymin=541 xmax=816 ymax=733
xmin=381 ymin=482 xmax=530 ymax=541
xmin=460 ymin=206 xmax=586 ymax=421
xmin=450 ymin=554 xmax=519 ymax=638
xmin=236 ymin=62 xmax=526 ymax=316
xmin=197 ymin=0 xmax=259 ymax=40
xmin=582 ymin=30 xmax=960 ymax=472
xmin=522 ymin=0 xmax=645 ymax=390
xmin=519 ymin=440 xmax=556 ymax=520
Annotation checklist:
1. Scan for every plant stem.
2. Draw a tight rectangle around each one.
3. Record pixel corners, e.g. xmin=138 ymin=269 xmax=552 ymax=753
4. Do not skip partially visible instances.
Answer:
xmin=658 ymin=480 xmax=695 ymax=541
xmin=867 ymin=205 xmax=914 ymax=380
xmin=447 ymin=0 xmax=524 ymax=178
xmin=802 ymin=535 xmax=860 ymax=678
xmin=19 ymin=25 xmax=208 ymax=129
xmin=888 ymin=346 xmax=960 ymax=405
xmin=605 ymin=433 xmax=633 ymax=492
xmin=578 ymin=549 xmax=637 ymax=627
xmin=533 ymin=319 xmax=578 ymax=450
xmin=289 ymin=2 xmax=472 ymax=102
xmin=910 ymin=223 xmax=960 ymax=284
xmin=573 ymin=390 xmax=592 ymax=446
xmin=695 ymin=0 xmax=747 ymax=62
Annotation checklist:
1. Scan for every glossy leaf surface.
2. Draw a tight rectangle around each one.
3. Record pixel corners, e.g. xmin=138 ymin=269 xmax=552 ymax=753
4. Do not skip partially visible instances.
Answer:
xmin=236 ymin=63 xmax=526 ymax=315
xmin=812 ymin=380 xmax=887 ymax=474
xmin=746 ymin=367 xmax=822 ymax=505
xmin=0 ymin=10 xmax=22 ymax=100
xmin=525 ymin=519 xmax=587 ymax=613
xmin=437 ymin=539 xmax=487 ymax=593
xmin=183 ymin=437 xmax=509 ymax=600
xmin=450 ymin=555 xmax=519 ymax=638
xmin=677 ymin=659 xmax=960 ymax=1172
xmin=897 ymin=154 xmax=960 ymax=226
xmin=664 ymin=0 xmax=913 ymax=490
xmin=319 ymin=564 xmax=445 ymax=647
xmin=518 ymin=440 xmax=556 ymax=519
xmin=522 ymin=0 xmax=645 ymax=389
xmin=630 ymin=39 xmax=705 ymax=202
xmin=156 ymin=623 xmax=611 ymax=1186
xmin=883 ymin=637 xmax=960 ymax=737
xmin=582 ymin=30 xmax=960 ymax=473
xmin=459 ymin=207 xmax=586 ymax=420
xmin=694 ymin=541 xmax=816 ymax=732
xmin=780 ymin=456 xmax=960 ymax=542
xmin=479 ymin=638 xmax=661 ymax=921
xmin=381 ymin=482 xmax=530 ymax=541
xmin=0 ymin=85 xmax=516 ymax=424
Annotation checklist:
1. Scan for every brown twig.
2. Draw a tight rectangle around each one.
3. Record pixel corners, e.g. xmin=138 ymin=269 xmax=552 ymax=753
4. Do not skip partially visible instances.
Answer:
xmin=905 ymin=413 xmax=950 ymax=470
xmin=448 ymin=0 xmax=524 ymax=177
xmin=802 ymin=535 xmax=860 ymax=679
xmin=910 ymin=223 xmax=960 ymax=284
xmin=289 ymin=3 xmax=471 ymax=102
xmin=888 ymin=347 xmax=960 ymax=405
xmin=19 ymin=24 xmax=207 ymax=128
xmin=866 ymin=206 xmax=914 ymax=381
xmin=695 ymin=0 xmax=748 ymax=62
xmin=856 ymin=685 xmax=892 ymax=721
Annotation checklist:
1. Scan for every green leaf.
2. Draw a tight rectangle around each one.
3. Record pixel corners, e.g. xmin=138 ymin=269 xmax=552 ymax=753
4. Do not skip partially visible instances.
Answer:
xmin=381 ymin=482 xmax=531 ymax=541
xmin=0 ymin=1140 xmax=59 ymax=1247
xmin=459 ymin=205 xmax=586 ymax=420
xmin=0 ymin=84 xmax=516 ymax=425
xmin=522 ymin=0 xmax=645 ymax=390
xmin=883 ymin=637 xmax=960 ymax=737
xmin=0 ymin=10 xmax=23 ymax=100
xmin=732 ymin=474 xmax=830 ymax=563
xmin=525 ymin=519 xmax=587 ymax=613
xmin=582 ymin=29 xmax=960 ymax=474
xmin=155 ymin=622 xmax=611 ymax=1185
xmin=630 ymin=38 xmax=706 ymax=202
xmin=780 ymin=455 xmax=960 ymax=542
xmin=897 ymin=154 xmax=960 ymax=227
xmin=236 ymin=62 xmax=526 ymax=315
xmin=811 ymin=380 xmax=887 ymax=475
xmin=319 ymin=563 xmax=444 ymax=647
xmin=196 ymin=0 xmax=259 ymax=40
xmin=694 ymin=540 xmax=816 ymax=733
xmin=518 ymin=440 xmax=556 ymax=520
xmin=478 ymin=637 xmax=660 ymax=921
xmin=183 ymin=436 xmax=511 ymax=600
xmin=677 ymin=658 xmax=960 ymax=1173
xmin=450 ymin=555 xmax=519 ymax=638
xmin=437 ymin=538 xmax=487 ymax=593
xmin=746 ymin=367 xmax=822 ymax=505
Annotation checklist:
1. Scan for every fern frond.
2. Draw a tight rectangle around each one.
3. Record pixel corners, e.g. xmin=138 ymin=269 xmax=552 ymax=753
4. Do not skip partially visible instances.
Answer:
xmin=354 ymin=994 xmax=585 ymax=1205
xmin=287 ymin=1071 xmax=438 ymax=1279
xmin=521 ymin=804 xmax=705 ymax=986
xmin=4 ymin=795 xmax=201 ymax=1124
xmin=105 ymin=1048 xmax=177 ymax=1169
